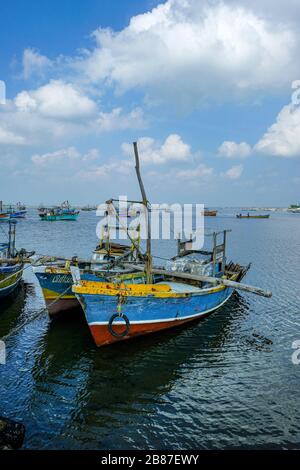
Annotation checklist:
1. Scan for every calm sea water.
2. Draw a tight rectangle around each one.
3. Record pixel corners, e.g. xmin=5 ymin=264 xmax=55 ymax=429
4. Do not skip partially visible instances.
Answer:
xmin=0 ymin=209 xmax=300 ymax=449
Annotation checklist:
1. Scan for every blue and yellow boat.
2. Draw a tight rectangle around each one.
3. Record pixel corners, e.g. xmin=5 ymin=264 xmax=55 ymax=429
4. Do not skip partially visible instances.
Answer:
xmin=34 ymin=241 xmax=140 ymax=316
xmin=70 ymin=142 xmax=271 ymax=347
xmin=71 ymin=231 xmax=252 ymax=347
xmin=0 ymin=222 xmax=24 ymax=300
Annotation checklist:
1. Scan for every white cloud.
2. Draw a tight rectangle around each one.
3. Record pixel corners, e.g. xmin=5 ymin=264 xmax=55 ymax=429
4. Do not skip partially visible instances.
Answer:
xmin=0 ymin=125 xmax=25 ymax=145
xmin=255 ymin=103 xmax=300 ymax=157
xmin=222 ymin=164 xmax=243 ymax=180
xmin=122 ymin=134 xmax=191 ymax=164
xmin=76 ymin=0 xmax=299 ymax=106
xmin=175 ymin=163 xmax=213 ymax=180
xmin=77 ymin=160 xmax=132 ymax=180
xmin=22 ymin=48 xmax=53 ymax=79
xmin=15 ymin=80 xmax=97 ymax=119
xmin=96 ymin=107 xmax=145 ymax=131
xmin=218 ymin=141 xmax=251 ymax=158
xmin=31 ymin=147 xmax=102 ymax=168
xmin=0 ymin=80 xmax=146 ymax=148
xmin=31 ymin=146 xmax=81 ymax=166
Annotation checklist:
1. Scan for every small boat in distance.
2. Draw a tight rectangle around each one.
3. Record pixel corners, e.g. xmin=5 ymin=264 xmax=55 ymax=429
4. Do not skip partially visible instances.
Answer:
xmin=288 ymin=203 xmax=300 ymax=212
xmin=1 ymin=201 xmax=27 ymax=218
xmin=0 ymin=213 xmax=10 ymax=222
xmin=204 ymin=210 xmax=218 ymax=217
xmin=236 ymin=213 xmax=270 ymax=219
xmin=81 ymin=205 xmax=97 ymax=211
xmin=39 ymin=201 xmax=79 ymax=221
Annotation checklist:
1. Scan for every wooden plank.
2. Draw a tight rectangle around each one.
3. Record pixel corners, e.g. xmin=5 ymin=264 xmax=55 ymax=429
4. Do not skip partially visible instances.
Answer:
xmin=123 ymin=263 xmax=272 ymax=298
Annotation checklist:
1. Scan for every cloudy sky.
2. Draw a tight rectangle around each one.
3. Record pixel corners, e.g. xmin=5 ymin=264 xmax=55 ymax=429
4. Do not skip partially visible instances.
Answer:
xmin=0 ymin=0 xmax=300 ymax=206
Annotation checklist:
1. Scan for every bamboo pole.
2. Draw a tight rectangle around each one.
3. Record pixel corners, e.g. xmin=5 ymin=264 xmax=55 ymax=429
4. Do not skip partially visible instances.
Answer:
xmin=123 ymin=263 xmax=272 ymax=298
xmin=133 ymin=142 xmax=152 ymax=284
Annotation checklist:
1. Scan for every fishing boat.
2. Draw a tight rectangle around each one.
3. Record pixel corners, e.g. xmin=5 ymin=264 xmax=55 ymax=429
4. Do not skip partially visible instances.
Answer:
xmin=0 ymin=221 xmax=23 ymax=300
xmin=39 ymin=201 xmax=80 ymax=221
xmin=0 ymin=213 xmax=10 ymax=222
xmin=34 ymin=238 xmax=142 ymax=316
xmin=236 ymin=213 xmax=270 ymax=219
xmin=288 ymin=203 xmax=300 ymax=212
xmin=71 ymin=142 xmax=272 ymax=347
xmin=0 ymin=201 xmax=10 ymax=221
xmin=81 ymin=205 xmax=97 ymax=211
xmin=0 ymin=202 xmax=26 ymax=218
xmin=16 ymin=202 xmax=26 ymax=211
xmin=287 ymin=204 xmax=300 ymax=213
xmin=204 ymin=210 xmax=218 ymax=217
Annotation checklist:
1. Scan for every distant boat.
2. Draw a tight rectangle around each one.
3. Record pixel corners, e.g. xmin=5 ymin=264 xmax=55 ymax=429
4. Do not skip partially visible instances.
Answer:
xmin=204 ymin=210 xmax=218 ymax=217
xmin=39 ymin=201 xmax=80 ymax=221
xmin=0 ymin=201 xmax=25 ymax=220
xmin=288 ymin=203 xmax=300 ymax=212
xmin=0 ymin=213 xmax=10 ymax=222
xmin=288 ymin=204 xmax=300 ymax=213
xmin=236 ymin=213 xmax=270 ymax=219
xmin=3 ymin=204 xmax=26 ymax=219
xmin=81 ymin=205 xmax=97 ymax=211
xmin=16 ymin=202 xmax=26 ymax=211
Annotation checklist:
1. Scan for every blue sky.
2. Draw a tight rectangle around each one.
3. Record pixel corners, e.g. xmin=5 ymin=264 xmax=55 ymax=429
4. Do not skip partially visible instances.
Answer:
xmin=0 ymin=0 xmax=300 ymax=206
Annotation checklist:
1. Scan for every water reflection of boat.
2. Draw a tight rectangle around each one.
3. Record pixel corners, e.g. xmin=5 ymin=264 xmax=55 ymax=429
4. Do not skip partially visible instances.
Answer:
xmin=28 ymin=291 xmax=249 ymax=449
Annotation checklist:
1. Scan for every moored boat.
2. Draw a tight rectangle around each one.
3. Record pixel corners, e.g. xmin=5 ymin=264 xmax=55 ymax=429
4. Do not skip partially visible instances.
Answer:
xmin=0 ymin=213 xmax=10 ymax=222
xmin=204 ymin=209 xmax=218 ymax=216
xmin=236 ymin=213 xmax=270 ymax=219
xmin=72 ymin=231 xmax=251 ymax=347
xmin=34 ymin=239 xmax=142 ymax=316
xmin=0 ymin=222 xmax=24 ymax=300
xmin=39 ymin=201 xmax=80 ymax=221
xmin=71 ymin=142 xmax=272 ymax=347
xmin=288 ymin=203 xmax=300 ymax=212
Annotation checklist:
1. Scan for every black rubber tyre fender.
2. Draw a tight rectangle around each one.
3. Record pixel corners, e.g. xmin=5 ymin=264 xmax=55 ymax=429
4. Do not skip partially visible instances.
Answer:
xmin=108 ymin=313 xmax=130 ymax=337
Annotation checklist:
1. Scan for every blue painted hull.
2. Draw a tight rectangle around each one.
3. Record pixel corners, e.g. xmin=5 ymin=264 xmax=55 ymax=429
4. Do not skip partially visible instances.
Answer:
xmin=0 ymin=264 xmax=23 ymax=299
xmin=34 ymin=270 xmax=106 ymax=316
xmin=76 ymin=285 xmax=233 ymax=346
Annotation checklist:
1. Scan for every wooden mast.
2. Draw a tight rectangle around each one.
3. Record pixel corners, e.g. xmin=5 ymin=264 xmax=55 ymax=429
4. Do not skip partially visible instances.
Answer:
xmin=133 ymin=142 xmax=152 ymax=284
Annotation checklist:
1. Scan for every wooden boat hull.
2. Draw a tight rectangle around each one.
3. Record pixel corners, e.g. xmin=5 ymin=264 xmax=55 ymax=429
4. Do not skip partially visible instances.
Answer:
xmin=34 ymin=270 xmax=78 ymax=316
xmin=39 ymin=213 xmax=79 ymax=221
xmin=204 ymin=210 xmax=217 ymax=216
xmin=0 ymin=264 xmax=23 ymax=299
xmin=73 ymin=281 xmax=233 ymax=347
xmin=236 ymin=215 xmax=270 ymax=219
xmin=34 ymin=269 xmax=107 ymax=316
xmin=9 ymin=211 xmax=26 ymax=218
